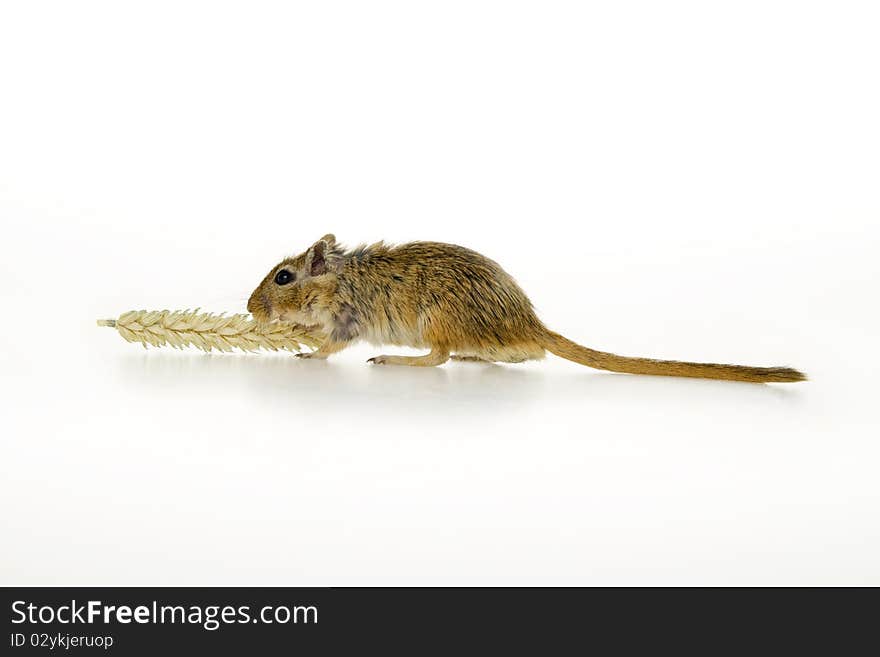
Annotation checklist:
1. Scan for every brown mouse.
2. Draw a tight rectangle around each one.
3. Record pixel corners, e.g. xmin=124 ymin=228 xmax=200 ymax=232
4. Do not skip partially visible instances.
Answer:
xmin=247 ymin=235 xmax=805 ymax=382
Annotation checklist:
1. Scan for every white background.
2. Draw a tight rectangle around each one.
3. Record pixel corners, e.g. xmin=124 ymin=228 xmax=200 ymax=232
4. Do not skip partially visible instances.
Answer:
xmin=1 ymin=1 xmax=877 ymax=585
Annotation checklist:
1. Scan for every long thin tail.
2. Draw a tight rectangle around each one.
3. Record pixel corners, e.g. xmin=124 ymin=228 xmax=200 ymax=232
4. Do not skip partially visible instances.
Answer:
xmin=539 ymin=330 xmax=806 ymax=383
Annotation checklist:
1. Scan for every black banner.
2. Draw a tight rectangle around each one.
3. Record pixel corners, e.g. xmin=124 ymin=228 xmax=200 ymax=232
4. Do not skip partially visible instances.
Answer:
xmin=1 ymin=587 xmax=875 ymax=654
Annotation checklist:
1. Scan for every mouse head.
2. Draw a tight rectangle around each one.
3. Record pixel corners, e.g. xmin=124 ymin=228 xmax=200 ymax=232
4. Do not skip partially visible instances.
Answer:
xmin=247 ymin=234 xmax=342 ymax=324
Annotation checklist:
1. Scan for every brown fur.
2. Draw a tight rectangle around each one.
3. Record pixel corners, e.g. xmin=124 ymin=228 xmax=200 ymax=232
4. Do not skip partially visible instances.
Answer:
xmin=247 ymin=235 xmax=806 ymax=383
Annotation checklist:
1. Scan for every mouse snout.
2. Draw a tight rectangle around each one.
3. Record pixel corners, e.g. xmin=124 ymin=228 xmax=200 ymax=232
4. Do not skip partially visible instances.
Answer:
xmin=247 ymin=289 xmax=271 ymax=321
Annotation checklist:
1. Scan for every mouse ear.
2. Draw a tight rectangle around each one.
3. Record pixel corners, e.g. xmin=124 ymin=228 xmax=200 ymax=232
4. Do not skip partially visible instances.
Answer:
xmin=305 ymin=237 xmax=330 ymax=276
xmin=319 ymin=233 xmax=336 ymax=246
xmin=306 ymin=241 xmax=326 ymax=276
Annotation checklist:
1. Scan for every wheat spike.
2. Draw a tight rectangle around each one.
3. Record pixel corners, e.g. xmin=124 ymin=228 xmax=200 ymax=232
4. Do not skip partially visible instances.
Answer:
xmin=97 ymin=309 xmax=324 ymax=353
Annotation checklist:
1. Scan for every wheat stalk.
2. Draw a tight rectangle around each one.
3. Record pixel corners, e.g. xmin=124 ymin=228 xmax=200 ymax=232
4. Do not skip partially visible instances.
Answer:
xmin=97 ymin=309 xmax=324 ymax=353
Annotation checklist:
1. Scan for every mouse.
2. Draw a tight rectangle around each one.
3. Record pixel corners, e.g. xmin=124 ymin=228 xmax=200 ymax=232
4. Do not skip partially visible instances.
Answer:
xmin=247 ymin=235 xmax=805 ymax=383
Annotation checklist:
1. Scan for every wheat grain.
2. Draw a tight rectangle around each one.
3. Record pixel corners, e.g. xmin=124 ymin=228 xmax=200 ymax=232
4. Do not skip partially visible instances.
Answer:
xmin=97 ymin=309 xmax=324 ymax=353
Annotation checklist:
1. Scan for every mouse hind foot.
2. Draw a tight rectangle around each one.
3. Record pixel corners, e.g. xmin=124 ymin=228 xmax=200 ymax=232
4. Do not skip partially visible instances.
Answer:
xmin=453 ymin=342 xmax=545 ymax=364
xmin=451 ymin=355 xmax=492 ymax=363
xmin=368 ymin=347 xmax=450 ymax=367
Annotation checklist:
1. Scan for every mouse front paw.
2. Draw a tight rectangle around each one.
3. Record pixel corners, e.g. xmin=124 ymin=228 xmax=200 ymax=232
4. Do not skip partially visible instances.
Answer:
xmin=295 ymin=351 xmax=325 ymax=360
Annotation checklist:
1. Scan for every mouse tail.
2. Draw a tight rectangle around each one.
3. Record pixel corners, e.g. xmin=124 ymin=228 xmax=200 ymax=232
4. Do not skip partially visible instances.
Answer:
xmin=538 ymin=330 xmax=806 ymax=383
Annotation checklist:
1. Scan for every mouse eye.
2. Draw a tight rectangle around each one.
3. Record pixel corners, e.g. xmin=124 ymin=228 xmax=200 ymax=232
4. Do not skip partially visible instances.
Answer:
xmin=274 ymin=269 xmax=295 ymax=285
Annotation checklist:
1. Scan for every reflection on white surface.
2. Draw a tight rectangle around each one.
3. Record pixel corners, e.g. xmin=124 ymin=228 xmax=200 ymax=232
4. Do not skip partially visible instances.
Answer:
xmin=6 ymin=336 xmax=852 ymax=587
xmin=112 ymin=349 xmax=802 ymax=415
